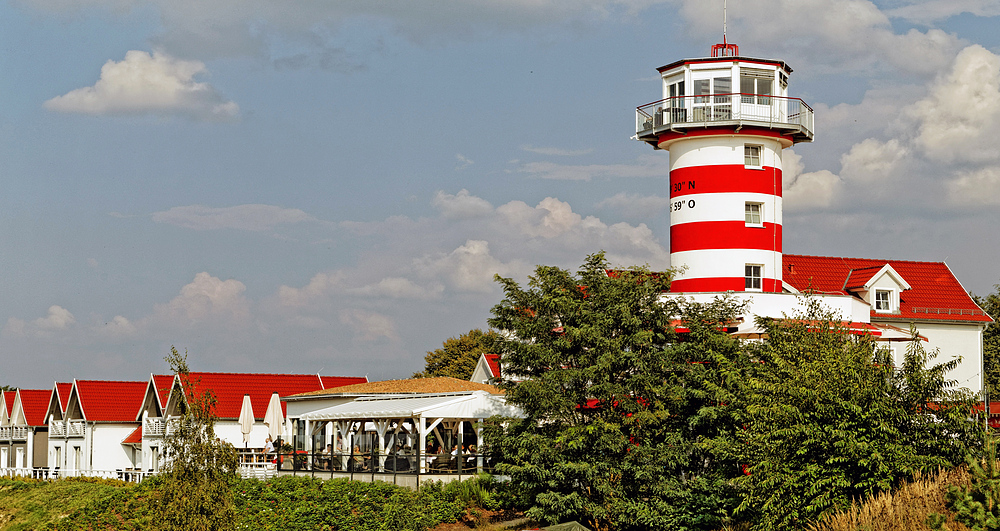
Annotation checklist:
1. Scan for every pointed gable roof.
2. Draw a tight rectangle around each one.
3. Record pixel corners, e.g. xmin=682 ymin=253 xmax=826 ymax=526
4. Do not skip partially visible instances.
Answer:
xmin=173 ymin=373 xmax=367 ymax=420
xmin=135 ymin=375 xmax=175 ymax=421
xmin=55 ymin=383 xmax=72 ymax=412
xmin=484 ymin=354 xmax=501 ymax=379
xmin=44 ymin=382 xmax=73 ymax=424
xmin=14 ymin=389 xmax=53 ymax=427
xmin=2 ymin=391 xmax=15 ymax=418
xmin=70 ymin=380 xmax=147 ymax=422
xmin=783 ymin=254 xmax=992 ymax=324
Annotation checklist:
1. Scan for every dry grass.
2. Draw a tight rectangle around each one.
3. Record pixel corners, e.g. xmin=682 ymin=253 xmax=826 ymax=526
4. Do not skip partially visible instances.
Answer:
xmin=807 ymin=466 xmax=982 ymax=531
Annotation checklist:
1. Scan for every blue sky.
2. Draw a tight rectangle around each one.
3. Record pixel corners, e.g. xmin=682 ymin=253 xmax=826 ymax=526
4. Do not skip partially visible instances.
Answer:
xmin=2 ymin=0 xmax=1000 ymax=387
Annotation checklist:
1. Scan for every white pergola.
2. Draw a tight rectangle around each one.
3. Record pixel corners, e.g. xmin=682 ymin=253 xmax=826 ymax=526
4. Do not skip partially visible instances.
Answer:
xmin=292 ymin=390 xmax=522 ymax=473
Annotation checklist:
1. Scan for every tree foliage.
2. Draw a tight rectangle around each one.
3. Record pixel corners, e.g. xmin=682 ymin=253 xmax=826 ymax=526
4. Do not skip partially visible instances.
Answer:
xmin=484 ymin=254 xmax=984 ymax=531
xmin=973 ymin=284 xmax=1000 ymax=398
xmin=150 ymin=347 xmax=239 ymax=531
xmin=737 ymin=301 xmax=983 ymax=530
xmin=414 ymin=328 xmax=500 ymax=380
xmin=483 ymin=252 xmax=749 ymax=531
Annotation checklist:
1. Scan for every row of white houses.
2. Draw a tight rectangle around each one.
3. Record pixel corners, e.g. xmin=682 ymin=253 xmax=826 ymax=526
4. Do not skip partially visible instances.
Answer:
xmin=0 ymin=373 xmax=518 ymax=484
xmin=0 ymin=373 xmax=366 ymax=478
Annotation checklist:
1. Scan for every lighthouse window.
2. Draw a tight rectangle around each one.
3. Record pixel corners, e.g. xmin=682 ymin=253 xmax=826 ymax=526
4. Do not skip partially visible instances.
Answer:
xmin=745 ymin=202 xmax=763 ymax=226
xmin=745 ymin=145 xmax=762 ymax=168
xmin=741 ymin=69 xmax=774 ymax=105
xmin=745 ymin=265 xmax=763 ymax=291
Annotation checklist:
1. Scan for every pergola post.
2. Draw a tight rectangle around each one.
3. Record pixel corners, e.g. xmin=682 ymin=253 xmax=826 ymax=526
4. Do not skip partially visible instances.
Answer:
xmin=475 ymin=419 xmax=483 ymax=472
xmin=304 ymin=418 xmax=312 ymax=470
xmin=418 ymin=416 xmax=427 ymax=473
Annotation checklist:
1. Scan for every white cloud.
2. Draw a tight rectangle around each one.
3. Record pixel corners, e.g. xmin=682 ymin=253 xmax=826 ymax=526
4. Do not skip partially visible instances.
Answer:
xmin=498 ymin=197 xmax=589 ymax=238
xmin=839 ymin=138 xmax=908 ymax=182
xmin=910 ymin=45 xmax=1000 ymax=163
xmin=886 ymin=0 xmax=1000 ymax=24
xmin=2 ymin=305 xmax=76 ymax=337
xmin=44 ymin=50 xmax=239 ymax=120
xmin=152 ymin=204 xmax=313 ymax=231
xmin=277 ymin=271 xmax=346 ymax=307
xmin=521 ymin=145 xmax=593 ymax=156
xmin=338 ymin=309 xmax=398 ymax=343
xmin=149 ymin=272 xmax=251 ymax=327
xmin=515 ymin=154 xmax=670 ymax=181
xmin=455 ymin=154 xmax=474 ymax=169
xmin=948 ymin=166 xmax=1000 ymax=206
xmin=432 ymin=189 xmax=494 ymax=220
xmin=95 ymin=315 xmax=137 ymax=338
xmin=349 ymin=277 xmax=445 ymax=299
xmin=414 ymin=240 xmax=523 ymax=293
xmin=35 ymin=305 xmax=75 ymax=331
xmin=674 ymin=0 xmax=963 ymax=75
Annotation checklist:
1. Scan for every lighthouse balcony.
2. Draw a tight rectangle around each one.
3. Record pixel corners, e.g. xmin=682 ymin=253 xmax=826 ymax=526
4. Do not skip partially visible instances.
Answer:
xmin=635 ymin=94 xmax=814 ymax=145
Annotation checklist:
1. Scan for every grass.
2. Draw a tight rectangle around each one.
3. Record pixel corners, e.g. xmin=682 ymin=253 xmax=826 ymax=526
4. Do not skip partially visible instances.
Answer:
xmin=807 ymin=466 xmax=978 ymax=531
xmin=0 ymin=477 xmax=132 ymax=530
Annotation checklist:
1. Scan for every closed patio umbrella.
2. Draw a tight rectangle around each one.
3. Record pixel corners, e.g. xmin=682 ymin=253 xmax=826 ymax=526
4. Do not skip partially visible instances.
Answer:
xmin=238 ymin=394 xmax=254 ymax=448
xmin=263 ymin=392 xmax=284 ymax=441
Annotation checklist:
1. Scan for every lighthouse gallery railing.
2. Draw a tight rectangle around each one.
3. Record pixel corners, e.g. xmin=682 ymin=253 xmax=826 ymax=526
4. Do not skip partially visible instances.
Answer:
xmin=636 ymin=93 xmax=813 ymax=138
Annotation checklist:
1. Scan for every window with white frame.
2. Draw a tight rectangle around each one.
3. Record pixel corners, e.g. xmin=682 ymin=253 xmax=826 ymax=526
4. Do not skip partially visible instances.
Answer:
xmin=740 ymin=69 xmax=774 ymax=105
xmin=745 ymin=202 xmax=763 ymax=226
xmin=745 ymin=264 xmax=763 ymax=291
xmin=874 ymin=289 xmax=893 ymax=312
xmin=745 ymin=144 xmax=762 ymax=168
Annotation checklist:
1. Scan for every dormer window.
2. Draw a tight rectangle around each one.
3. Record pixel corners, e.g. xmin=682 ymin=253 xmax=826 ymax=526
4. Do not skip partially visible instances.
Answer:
xmin=874 ymin=289 xmax=893 ymax=312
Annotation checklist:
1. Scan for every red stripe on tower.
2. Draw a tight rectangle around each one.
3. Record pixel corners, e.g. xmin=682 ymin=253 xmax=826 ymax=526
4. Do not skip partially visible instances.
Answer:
xmin=670 ymin=222 xmax=782 ymax=253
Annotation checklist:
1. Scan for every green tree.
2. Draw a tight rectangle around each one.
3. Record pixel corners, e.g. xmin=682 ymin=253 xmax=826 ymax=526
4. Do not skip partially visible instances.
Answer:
xmin=737 ymin=301 xmax=983 ymax=530
xmin=413 ymin=328 xmax=500 ymax=380
xmin=973 ymin=284 xmax=1000 ymax=398
xmin=151 ymin=347 xmax=239 ymax=531
xmin=483 ymin=252 xmax=749 ymax=531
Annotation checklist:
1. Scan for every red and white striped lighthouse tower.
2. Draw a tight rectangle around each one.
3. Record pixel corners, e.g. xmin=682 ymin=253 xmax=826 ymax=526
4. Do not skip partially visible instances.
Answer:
xmin=634 ymin=39 xmax=813 ymax=293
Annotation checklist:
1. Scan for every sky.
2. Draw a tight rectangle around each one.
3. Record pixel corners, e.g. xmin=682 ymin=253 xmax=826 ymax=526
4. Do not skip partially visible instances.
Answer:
xmin=2 ymin=0 xmax=1000 ymax=387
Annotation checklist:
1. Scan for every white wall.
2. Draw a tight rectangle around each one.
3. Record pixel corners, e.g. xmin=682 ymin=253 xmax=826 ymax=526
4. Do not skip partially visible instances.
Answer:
xmin=666 ymin=291 xmax=871 ymax=328
xmin=878 ymin=319 xmax=984 ymax=395
xmin=89 ymin=424 xmax=139 ymax=471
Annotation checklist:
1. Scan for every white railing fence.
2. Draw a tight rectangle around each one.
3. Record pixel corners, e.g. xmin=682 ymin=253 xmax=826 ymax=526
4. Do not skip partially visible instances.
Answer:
xmin=635 ymin=93 xmax=814 ymax=137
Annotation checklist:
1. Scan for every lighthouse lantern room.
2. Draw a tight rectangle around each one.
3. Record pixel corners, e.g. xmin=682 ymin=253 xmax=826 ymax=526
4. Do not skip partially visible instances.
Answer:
xmin=634 ymin=40 xmax=814 ymax=294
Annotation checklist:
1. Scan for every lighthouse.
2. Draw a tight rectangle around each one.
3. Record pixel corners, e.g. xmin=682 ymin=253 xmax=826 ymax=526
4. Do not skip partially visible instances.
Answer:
xmin=634 ymin=40 xmax=814 ymax=294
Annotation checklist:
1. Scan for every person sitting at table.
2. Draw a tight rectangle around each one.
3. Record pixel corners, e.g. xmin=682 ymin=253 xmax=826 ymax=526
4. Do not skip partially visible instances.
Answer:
xmin=349 ymin=445 xmax=368 ymax=472
xmin=465 ymin=444 xmax=477 ymax=469
xmin=318 ymin=444 xmax=332 ymax=470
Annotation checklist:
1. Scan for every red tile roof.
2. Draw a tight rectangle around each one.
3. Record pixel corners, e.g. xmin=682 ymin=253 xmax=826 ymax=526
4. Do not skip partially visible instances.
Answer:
xmin=152 ymin=375 xmax=173 ymax=407
xmin=783 ymin=254 xmax=992 ymax=324
xmin=17 ymin=390 xmax=52 ymax=427
xmin=485 ymin=354 xmax=501 ymax=379
xmin=74 ymin=380 xmax=148 ymax=422
xmin=2 ymin=392 xmax=14 ymax=417
xmin=121 ymin=425 xmax=142 ymax=445
xmin=177 ymin=373 xmax=367 ymax=420
xmin=56 ymin=383 xmax=72 ymax=413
